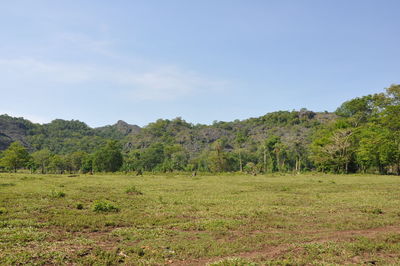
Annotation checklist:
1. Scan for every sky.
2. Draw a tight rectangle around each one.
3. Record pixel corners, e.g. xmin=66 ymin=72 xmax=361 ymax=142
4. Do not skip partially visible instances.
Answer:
xmin=0 ymin=0 xmax=399 ymax=127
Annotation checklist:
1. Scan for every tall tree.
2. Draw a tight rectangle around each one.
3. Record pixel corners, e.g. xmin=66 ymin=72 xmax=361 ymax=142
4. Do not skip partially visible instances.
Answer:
xmin=93 ymin=140 xmax=123 ymax=172
xmin=32 ymin=149 xmax=52 ymax=174
xmin=0 ymin=142 xmax=29 ymax=172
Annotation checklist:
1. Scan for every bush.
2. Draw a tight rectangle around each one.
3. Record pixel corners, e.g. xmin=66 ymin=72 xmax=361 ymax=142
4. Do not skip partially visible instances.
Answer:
xmin=76 ymin=203 xmax=84 ymax=210
xmin=92 ymin=201 xmax=119 ymax=213
xmin=0 ymin=207 xmax=7 ymax=214
xmin=51 ymin=191 xmax=66 ymax=198
xmin=125 ymin=186 xmax=143 ymax=195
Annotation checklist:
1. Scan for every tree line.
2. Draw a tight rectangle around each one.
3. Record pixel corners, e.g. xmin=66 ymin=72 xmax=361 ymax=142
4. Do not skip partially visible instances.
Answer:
xmin=1 ymin=85 xmax=399 ymax=175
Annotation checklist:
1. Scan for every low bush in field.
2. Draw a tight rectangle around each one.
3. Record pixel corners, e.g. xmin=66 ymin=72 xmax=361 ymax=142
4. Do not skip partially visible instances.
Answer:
xmin=208 ymin=257 xmax=257 ymax=266
xmin=0 ymin=207 xmax=7 ymax=214
xmin=125 ymin=186 xmax=143 ymax=195
xmin=51 ymin=191 xmax=66 ymax=198
xmin=92 ymin=201 xmax=119 ymax=213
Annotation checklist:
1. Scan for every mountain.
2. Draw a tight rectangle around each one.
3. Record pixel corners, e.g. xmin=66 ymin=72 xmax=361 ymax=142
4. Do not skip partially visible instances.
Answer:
xmin=0 ymin=115 xmax=141 ymax=153
xmin=123 ymin=110 xmax=336 ymax=155
xmin=0 ymin=110 xmax=336 ymax=155
xmin=94 ymin=120 xmax=141 ymax=139
xmin=0 ymin=115 xmax=37 ymax=151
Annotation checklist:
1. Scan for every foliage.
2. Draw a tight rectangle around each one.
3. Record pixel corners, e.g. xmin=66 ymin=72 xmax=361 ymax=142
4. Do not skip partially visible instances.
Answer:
xmin=1 ymin=84 xmax=399 ymax=175
xmin=0 ymin=142 xmax=30 ymax=172
xmin=92 ymin=200 xmax=119 ymax=212
xmin=93 ymin=141 xmax=123 ymax=172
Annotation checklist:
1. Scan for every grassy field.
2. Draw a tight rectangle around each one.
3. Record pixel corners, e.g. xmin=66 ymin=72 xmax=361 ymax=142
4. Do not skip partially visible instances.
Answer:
xmin=1 ymin=172 xmax=400 ymax=265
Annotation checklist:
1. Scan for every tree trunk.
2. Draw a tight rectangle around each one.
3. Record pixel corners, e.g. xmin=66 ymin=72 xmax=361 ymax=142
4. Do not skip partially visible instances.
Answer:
xmin=299 ymin=159 xmax=301 ymax=172
xmin=263 ymin=147 xmax=267 ymax=173
xmin=239 ymin=151 xmax=243 ymax=172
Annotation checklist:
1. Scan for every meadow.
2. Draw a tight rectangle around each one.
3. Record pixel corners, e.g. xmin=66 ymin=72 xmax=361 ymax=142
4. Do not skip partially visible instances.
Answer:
xmin=1 ymin=172 xmax=400 ymax=265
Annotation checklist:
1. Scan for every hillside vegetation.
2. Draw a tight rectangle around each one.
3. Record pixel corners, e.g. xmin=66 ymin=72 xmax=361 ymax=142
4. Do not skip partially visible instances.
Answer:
xmin=0 ymin=84 xmax=399 ymax=175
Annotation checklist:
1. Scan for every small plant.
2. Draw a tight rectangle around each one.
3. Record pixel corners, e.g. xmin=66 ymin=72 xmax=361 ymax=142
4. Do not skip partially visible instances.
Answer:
xmin=51 ymin=191 xmax=66 ymax=198
xmin=208 ymin=257 xmax=257 ymax=266
xmin=0 ymin=183 xmax=16 ymax=187
xmin=361 ymin=207 xmax=384 ymax=215
xmin=0 ymin=207 xmax=7 ymax=214
xmin=125 ymin=186 xmax=143 ymax=195
xmin=76 ymin=203 xmax=84 ymax=210
xmin=371 ymin=208 xmax=384 ymax=215
xmin=92 ymin=201 xmax=119 ymax=213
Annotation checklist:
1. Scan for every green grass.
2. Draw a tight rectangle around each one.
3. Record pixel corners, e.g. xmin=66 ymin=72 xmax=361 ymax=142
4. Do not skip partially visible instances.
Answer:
xmin=1 ymin=172 xmax=400 ymax=264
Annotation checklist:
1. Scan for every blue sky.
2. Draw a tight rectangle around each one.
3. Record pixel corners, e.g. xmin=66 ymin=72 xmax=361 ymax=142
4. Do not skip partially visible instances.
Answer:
xmin=0 ymin=0 xmax=399 ymax=127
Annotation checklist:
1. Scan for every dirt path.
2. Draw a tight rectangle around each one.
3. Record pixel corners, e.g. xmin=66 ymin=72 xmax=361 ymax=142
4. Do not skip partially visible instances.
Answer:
xmin=174 ymin=225 xmax=400 ymax=265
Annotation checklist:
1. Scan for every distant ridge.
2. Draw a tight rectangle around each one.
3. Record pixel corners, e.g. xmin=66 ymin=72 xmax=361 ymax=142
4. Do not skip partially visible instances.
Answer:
xmin=0 ymin=110 xmax=336 ymax=154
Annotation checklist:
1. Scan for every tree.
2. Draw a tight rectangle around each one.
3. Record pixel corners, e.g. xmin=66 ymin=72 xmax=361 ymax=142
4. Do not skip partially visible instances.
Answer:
xmin=81 ymin=153 xmax=94 ymax=174
xmin=32 ymin=149 xmax=52 ymax=174
xmin=66 ymin=151 xmax=86 ymax=173
xmin=139 ymin=143 xmax=165 ymax=171
xmin=93 ymin=141 xmax=123 ymax=172
xmin=262 ymin=135 xmax=281 ymax=173
xmin=0 ymin=142 xmax=30 ymax=172
xmin=235 ymin=131 xmax=247 ymax=172
xmin=49 ymin=155 xmax=66 ymax=174
xmin=208 ymin=139 xmax=228 ymax=172
xmin=311 ymin=126 xmax=355 ymax=173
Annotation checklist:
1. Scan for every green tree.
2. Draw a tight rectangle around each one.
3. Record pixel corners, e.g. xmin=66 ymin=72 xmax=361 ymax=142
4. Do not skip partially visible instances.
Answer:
xmin=0 ymin=142 xmax=30 ymax=172
xmin=311 ymin=126 xmax=355 ymax=173
xmin=81 ymin=153 xmax=94 ymax=174
xmin=93 ymin=141 xmax=123 ymax=172
xmin=235 ymin=131 xmax=247 ymax=172
xmin=137 ymin=143 xmax=165 ymax=171
xmin=49 ymin=155 xmax=66 ymax=174
xmin=208 ymin=139 xmax=228 ymax=172
xmin=32 ymin=149 xmax=52 ymax=174
xmin=66 ymin=151 xmax=86 ymax=173
xmin=262 ymin=135 xmax=281 ymax=173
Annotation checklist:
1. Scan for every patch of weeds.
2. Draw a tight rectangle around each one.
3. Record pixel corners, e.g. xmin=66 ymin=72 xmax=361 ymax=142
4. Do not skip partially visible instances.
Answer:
xmin=88 ymin=248 xmax=125 ymax=265
xmin=0 ymin=227 xmax=49 ymax=243
xmin=76 ymin=203 xmax=84 ymax=210
xmin=125 ymin=185 xmax=143 ymax=195
xmin=281 ymin=186 xmax=290 ymax=192
xmin=361 ymin=207 xmax=384 ymax=215
xmin=20 ymin=176 xmax=35 ymax=181
xmin=208 ymin=257 xmax=257 ymax=266
xmin=0 ymin=183 xmax=16 ymax=187
xmin=0 ymin=207 xmax=7 ymax=214
xmin=371 ymin=208 xmax=384 ymax=215
xmin=350 ymin=236 xmax=385 ymax=255
xmin=384 ymin=233 xmax=400 ymax=244
xmin=92 ymin=201 xmax=119 ymax=213
xmin=158 ymin=196 xmax=166 ymax=204
xmin=51 ymin=190 xmax=66 ymax=198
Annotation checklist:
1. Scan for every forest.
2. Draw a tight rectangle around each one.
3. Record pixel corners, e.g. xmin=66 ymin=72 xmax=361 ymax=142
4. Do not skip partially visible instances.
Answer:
xmin=1 ymin=84 xmax=399 ymax=175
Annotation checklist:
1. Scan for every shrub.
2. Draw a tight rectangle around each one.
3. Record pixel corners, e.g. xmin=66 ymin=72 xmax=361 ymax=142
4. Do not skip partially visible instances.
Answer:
xmin=125 ymin=186 xmax=143 ymax=195
xmin=92 ymin=201 xmax=119 ymax=213
xmin=0 ymin=207 xmax=7 ymax=214
xmin=51 ymin=191 xmax=66 ymax=198
xmin=208 ymin=257 xmax=257 ymax=266
xmin=76 ymin=203 xmax=84 ymax=210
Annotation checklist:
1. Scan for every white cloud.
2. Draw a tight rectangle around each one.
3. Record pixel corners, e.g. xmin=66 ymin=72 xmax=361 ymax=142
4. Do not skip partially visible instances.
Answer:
xmin=58 ymin=32 xmax=114 ymax=56
xmin=0 ymin=58 xmax=228 ymax=101
xmin=116 ymin=66 xmax=227 ymax=101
